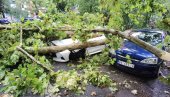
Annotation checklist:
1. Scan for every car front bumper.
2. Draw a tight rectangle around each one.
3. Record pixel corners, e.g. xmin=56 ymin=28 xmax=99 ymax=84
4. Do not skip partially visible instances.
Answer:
xmin=109 ymin=53 xmax=161 ymax=77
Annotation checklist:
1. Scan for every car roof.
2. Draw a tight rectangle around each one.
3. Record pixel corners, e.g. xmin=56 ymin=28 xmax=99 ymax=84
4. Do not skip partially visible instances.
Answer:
xmin=132 ymin=29 xmax=165 ymax=35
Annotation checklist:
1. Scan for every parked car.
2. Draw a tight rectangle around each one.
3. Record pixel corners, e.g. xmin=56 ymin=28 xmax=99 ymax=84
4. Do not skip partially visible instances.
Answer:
xmin=22 ymin=17 xmax=34 ymax=23
xmin=22 ymin=17 xmax=41 ymax=23
xmin=51 ymin=35 xmax=106 ymax=62
xmin=0 ymin=18 xmax=10 ymax=24
xmin=109 ymin=29 xmax=166 ymax=78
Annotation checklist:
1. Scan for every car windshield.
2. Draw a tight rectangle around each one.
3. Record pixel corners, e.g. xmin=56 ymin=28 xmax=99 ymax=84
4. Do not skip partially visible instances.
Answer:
xmin=132 ymin=31 xmax=162 ymax=46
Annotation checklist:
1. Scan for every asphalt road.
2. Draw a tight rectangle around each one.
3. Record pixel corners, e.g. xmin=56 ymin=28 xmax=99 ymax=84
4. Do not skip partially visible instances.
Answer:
xmin=1 ymin=62 xmax=170 ymax=97
xmin=100 ymin=65 xmax=170 ymax=97
xmin=49 ymin=62 xmax=170 ymax=97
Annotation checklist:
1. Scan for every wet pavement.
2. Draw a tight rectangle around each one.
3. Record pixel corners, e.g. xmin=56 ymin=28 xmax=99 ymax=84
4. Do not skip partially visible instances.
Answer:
xmin=101 ymin=65 xmax=170 ymax=97
xmin=1 ymin=62 xmax=170 ymax=97
xmin=50 ymin=62 xmax=170 ymax=97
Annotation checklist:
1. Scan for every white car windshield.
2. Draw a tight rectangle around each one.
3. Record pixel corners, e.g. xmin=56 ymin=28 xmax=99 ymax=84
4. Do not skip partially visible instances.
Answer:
xmin=132 ymin=31 xmax=162 ymax=46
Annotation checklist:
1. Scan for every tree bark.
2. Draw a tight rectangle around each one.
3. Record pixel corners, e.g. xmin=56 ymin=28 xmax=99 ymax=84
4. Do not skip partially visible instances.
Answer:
xmin=25 ymin=36 xmax=107 ymax=54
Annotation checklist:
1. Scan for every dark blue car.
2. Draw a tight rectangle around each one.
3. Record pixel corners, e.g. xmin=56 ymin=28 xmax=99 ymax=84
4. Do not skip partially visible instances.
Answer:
xmin=22 ymin=17 xmax=41 ymax=23
xmin=22 ymin=17 xmax=34 ymax=23
xmin=109 ymin=29 xmax=166 ymax=78
xmin=0 ymin=18 xmax=10 ymax=24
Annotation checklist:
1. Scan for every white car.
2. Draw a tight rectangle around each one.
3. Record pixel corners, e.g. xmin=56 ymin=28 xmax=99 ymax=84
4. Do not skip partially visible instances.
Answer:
xmin=51 ymin=35 xmax=106 ymax=62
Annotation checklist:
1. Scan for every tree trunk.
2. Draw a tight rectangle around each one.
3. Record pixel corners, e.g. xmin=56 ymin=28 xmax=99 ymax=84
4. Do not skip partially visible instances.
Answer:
xmin=25 ymin=36 xmax=107 ymax=54
xmin=2 ymin=12 xmax=5 ymax=18
xmin=22 ymin=28 xmax=170 ymax=61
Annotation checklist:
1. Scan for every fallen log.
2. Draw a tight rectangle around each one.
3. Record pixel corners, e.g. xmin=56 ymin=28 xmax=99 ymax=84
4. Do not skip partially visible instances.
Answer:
xmin=25 ymin=36 xmax=107 ymax=54
xmin=24 ymin=28 xmax=170 ymax=61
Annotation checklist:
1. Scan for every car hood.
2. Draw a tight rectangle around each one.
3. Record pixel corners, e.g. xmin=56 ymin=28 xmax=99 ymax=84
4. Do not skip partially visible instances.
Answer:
xmin=116 ymin=41 xmax=156 ymax=60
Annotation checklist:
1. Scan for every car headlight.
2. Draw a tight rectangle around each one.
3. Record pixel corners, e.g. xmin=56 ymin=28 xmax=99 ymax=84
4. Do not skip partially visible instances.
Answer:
xmin=109 ymin=49 xmax=116 ymax=55
xmin=141 ymin=58 xmax=158 ymax=64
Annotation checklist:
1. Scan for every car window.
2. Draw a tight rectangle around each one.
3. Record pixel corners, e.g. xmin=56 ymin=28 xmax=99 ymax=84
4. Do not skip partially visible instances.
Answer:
xmin=137 ymin=31 xmax=162 ymax=46
xmin=132 ymin=31 xmax=162 ymax=46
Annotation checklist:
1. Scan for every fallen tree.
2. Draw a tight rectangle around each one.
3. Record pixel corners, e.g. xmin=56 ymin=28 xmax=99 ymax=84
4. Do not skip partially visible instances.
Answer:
xmin=1 ymin=24 xmax=170 ymax=60
xmin=1 ymin=24 xmax=170 ymax=64
xmin=22 ymin=28 xmax=170 ymax=61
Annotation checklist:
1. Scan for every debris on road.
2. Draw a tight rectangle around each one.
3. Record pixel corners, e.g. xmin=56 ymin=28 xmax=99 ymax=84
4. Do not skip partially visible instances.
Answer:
xmin=131 ymin=90 xmax=138 ymax=95
xmin=164 ymin=90 xmax=170 ymax=94
xmin=123 ymin=80 xmax=131 ymax=89
xmin=91 ymin=91 xmax=97 ymax=96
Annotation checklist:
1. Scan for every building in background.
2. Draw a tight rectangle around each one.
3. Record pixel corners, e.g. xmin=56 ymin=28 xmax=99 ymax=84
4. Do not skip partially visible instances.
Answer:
xmin=1 ymin=0 xmax=36 ymax=22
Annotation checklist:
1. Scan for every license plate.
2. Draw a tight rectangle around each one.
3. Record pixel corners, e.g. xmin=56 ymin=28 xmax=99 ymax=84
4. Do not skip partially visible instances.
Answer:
xmin=118 ymin=60 xmax=135 ymax=68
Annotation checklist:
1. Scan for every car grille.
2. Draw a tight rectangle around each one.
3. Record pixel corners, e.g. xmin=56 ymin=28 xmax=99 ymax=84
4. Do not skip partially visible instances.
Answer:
xmin=117 ymin=54 xmax=139 ymax=62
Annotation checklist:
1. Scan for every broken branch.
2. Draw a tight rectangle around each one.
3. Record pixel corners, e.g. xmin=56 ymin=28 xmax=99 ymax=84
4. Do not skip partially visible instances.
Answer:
xmin=19 ymin=26 xmax=23 ymax=47
xmin=16 ymin=46 xmax=54 ymax=73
